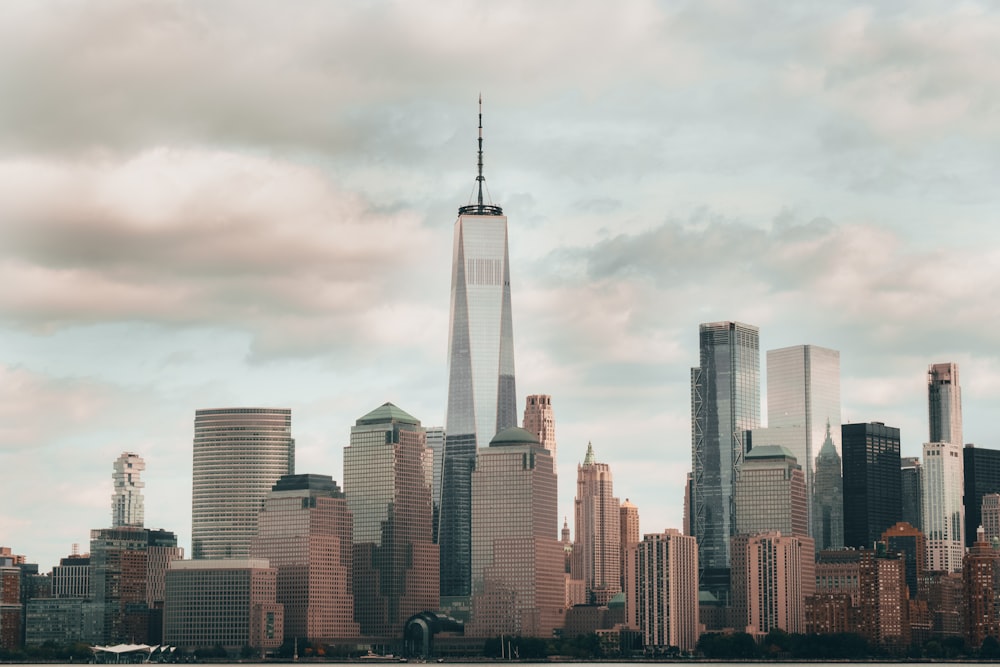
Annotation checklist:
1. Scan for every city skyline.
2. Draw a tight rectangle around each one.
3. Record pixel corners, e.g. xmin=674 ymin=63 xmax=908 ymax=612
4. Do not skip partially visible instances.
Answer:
xmin=4 ymin=1 xmax=1000 ymax=573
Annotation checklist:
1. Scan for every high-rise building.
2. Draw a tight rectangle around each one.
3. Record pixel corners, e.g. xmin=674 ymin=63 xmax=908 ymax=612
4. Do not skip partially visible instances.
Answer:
xmin=425 ymin=426 xmax=445 ymax=544
xmin=619 ymin=499 xmax=639 ymax=595
xmin=882 ymin=522 xmax=924 ymax=600
xmin=440 ymin=101 xmax=518 ymax=598
xmin=250 ymin=474 xmax=359 ymax=642
xmin=734 ymin=445 xmax=807 ymax=537
xmin=857 ymin=546 xmax=909 ymax=647
xmin=901 ymin=457 xmax=923 ymax=531
xmin=112 ymin=452 xmax=145 ymax=528
xmin=52 ymin=556 xmax=90 ymax=599
xmin=928 ymin=362 xmax=963 ymax=447
xmin=690 ymin=321 xmax=760 ymax=599
xmin=923 ymin=441 xmax=965 ymax=572
xmin=344 ymin=403 xmax=438 ymax=638
xmin=963 ymin=529 xmax=999 ymax=648
xmin=635 ymin=530 xmax=699 ymax=651
xmin=574 ymin=442 xmax=621 ymax=605
xmin=730 ymin=532 xmax=815 ymax=636
xmin=523 ymin=395 xmax=556 ymax=465
xmin=981 ymin=494 xmax=1000 ymax=544
xmin=963 ymin=446 xmax=1000 ymax=548
xmin=761 ymin=345 xmax=841 ymax=541
xmin=813 ymin=424 xmax=844 ymax=549
xmin=469 ymin=427 xmax=563 ymax=638
xmin=191 ymin=408 xmax=294 ymax=560
xmin=842 ymin=422 xmax=901 ymax=549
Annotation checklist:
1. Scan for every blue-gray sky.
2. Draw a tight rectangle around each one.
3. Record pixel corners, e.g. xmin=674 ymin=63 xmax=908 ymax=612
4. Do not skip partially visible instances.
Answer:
xmin=3 ymin=0 xmax=1000 ymax=571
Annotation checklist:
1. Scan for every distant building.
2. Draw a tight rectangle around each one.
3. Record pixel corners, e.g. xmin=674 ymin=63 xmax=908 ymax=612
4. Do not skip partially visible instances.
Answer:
xmin=963 ymin=529 xmax=999 ymax=648
xmin=923 ymin=441 xmax=964 ymax=572
xmin=842 ymin=422 xmax=901 ymax=548
xmin=857 ymin=547 xmax=908 ymax=648
xmin=882 ymin=522 xmax=925 ymax=599
xmin=963 ymin=446 xmax=1000 ymax=548
xmin=734 ymin=445 xmax=807 ymax=537
xmin=344 ymin=403 xmax=438 ymax=638
xmin=25 ymin=598 xmax=84 ymax=646
xmin=812 ymin=423 xmax=844 ymax=550
xmin=0 ymin=564 xmax=20 ymax=650
xmin=469 ymin=427 xmax=563 ymax=638
xmin=52 ymin=555 xmax=90 ymax=599
xmin=574 ymin=442 xmax=621 ymax=605
xmin=523 ymin=394 xmax=556 ymax=466
xmin=900 ymin=457 xmax=923 ymax=531
xmin=619 ymin=499 xmax=639 ymax=627
xmin=982 ymin=494 xmax=1000 ymax=544
xmin=191 ymin=408 xmax=295 ymax=560
xmin=112 ymin=452 xmax=145 ymax=528
xmin=251 ymin=473 xmax=359 ymax=642
xmin=635 ymin=530 xmax=698 ymax=651
xmin=163 ymin=559 xmax=283 ymax=655
xmin=730 ymin=532 xmax=814 ymax=636
xmin=426 ymin=426 xmax=445 ymax=544
xmin=928 ymin=362 xmax=962 ymax=448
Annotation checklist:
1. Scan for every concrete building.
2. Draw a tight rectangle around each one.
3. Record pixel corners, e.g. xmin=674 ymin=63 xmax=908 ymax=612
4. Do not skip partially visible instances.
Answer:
xmin=469 ymin=427 xmax=563 ymax=638
xmin=730 ymin=532 xmax=815 ymax=636
xmin=523 ymin=395 xmax=556 ymax=466
xmin=112 ymin=452 xmax=145 ymax=528
xmin=928 ymin=362 xmax=962 ymax=448
xmin=619 ymin=499 xmax=639 ymax=627
xmin=923 ymin=441 xmax=965 ymax=572
xmin=635 ymin=529 xmax=698 ymax=652
xmin=344 ymin=403 xmax=438 ymax=639
xmin=690 ymin=321 xmax=760 ymax=601
xmin=163 ymin=559 xmax=283 ymax=655
xmin=842 ymin=422 xmax=901 ymax=549
xmin=191 ymin=408 xmax=294 ymax=560
xmin=251 ymin=474 xmax=359 ymax=642
xmin=574 ymin=442 xmax=621 ymax=605
xmin=734 ymin=445 xmax=807 ymax=537
xmin=440 ymin=100 xmax=519 ymax=598
xmin=25 ymin=598 xmax=84 ymax=646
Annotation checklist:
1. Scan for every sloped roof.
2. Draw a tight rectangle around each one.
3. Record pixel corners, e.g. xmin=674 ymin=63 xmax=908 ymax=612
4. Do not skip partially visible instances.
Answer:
xmin=356 ymin=402 xmax=420 ymax=426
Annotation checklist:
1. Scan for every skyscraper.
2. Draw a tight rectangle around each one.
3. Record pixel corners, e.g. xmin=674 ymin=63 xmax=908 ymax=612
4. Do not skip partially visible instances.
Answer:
xmin=635 ymin=530 xmax=699 ymax=651
xmin=733 ymin=445 xmax=807 ymax=537
xmin=841 ymin=422 xmax=901 ymax=549
xmin=730 ymin=532 xmax=814 ymax=636
xmin=963 ymin=446 xmax=1000 ymax=548
xmin=900 ymin=456 xmax=923 ymax=531
xmin=344 ymin=403 xmax=438 ymax=638
xmin=523 ymin=395 xmax=556 ymax=466
xmin=112 ymin=452 xmax=145 ymax=528
xmin=922 ymin=440 xmax=964 ymax=572
xmin=250 ymin=474 xmax=359 ymax=642
xmin=440 ymin=100 xmax=518 ymax=598
xmin=619 ymin=499 xmax=639 ymax=593
xmin=191 ymin=408 xmax=295 ymax=560
xmin=812 ymin=424 xmax=844 ymax=550
xmin=574 ymin=442 xmax=621 ymax=604
xmin=928 ymin=362 xmax=963 ymax=447
xmin=761 ymin=345 xmax=841 ymax=541
xmin=690 ymin=321 xmax=760 ymax=599
xmin=469 ymin=427 xmax=563 ymax=638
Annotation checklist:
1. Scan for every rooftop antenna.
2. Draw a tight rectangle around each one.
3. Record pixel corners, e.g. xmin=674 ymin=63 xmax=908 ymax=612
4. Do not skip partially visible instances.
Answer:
xmin=459 ymin=94 xmax=503 ymax=216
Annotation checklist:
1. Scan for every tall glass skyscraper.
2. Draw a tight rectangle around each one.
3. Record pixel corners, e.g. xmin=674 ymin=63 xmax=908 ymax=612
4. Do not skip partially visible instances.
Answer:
xmin=928 ymin=362 xmax=962 ymax=447
xmin=191 ymin=408 xmax=294 ymax=560
xmin=690 ymin=321 xmax=760 ymax=599
xmin=841 ymin=422 xmax=900 ymax=549
xmin=762 ymin=345 xmax=841 ymax=543
xmin=440 ymin=101 xmax=517 ymax=598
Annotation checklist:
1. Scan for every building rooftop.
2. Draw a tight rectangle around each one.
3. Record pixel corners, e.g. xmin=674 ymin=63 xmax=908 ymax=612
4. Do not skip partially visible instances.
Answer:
xmin=745 ymin=445 xmax=797 ymax=461
xmin=490 ymin=426 xmax=540 ymax=447
xmin=356 ymin=402 xmax=420 ymax=426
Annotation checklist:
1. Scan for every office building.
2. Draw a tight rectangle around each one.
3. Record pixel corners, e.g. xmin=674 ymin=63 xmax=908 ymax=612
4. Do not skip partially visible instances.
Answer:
xmin=25 ymin=597 xmax=84 ymax=646
xmin=250 ymin=474 xmax=359 ymax=642
xmin=882 ymin=522 xmax=924 ymax=599
xmin=469 ymin=427 xmax=563 ymax=638
xmin=344 ymin=403 xmax=438 ymax=638
xmin=52 ymin=555 xmax=90 ymax=599
xmin=762 ymin=345 xmax=841 ymax=541
xmin=734 ymin=445 xmax=807 ymax=537
xmin=730 ymin=532 xmax=815 ymax=636
xmin=812 ymin=424 xmax=844 ymax=549
xmin=619 ymin=499 xmax=639 ymax=599
xmin=440 ymin=102 xmax=518 ymax=598
xmin=635 ymin=530 xmax=699 ymax=651
xmin=964 ymin=446 xmax=1000 ymax=548
xmin=923 ymin=441 xmax=964 ymax=572
xmin=928 ymin=362 xmax=962 ymax=447
xmin=901 ymin=457 xmax=923 ymax=531
xmin=163 ymin=559 xmax=283 ymax=655
xmin=191 ymin=408 xmax=294 ymax=560
xmin=690 ymin=321 xmax=760 ymax=599
xmin=574 ymin=442 xmax=621 ymax=604
xmin=842 ymin=422 xmax=901 ymax=549
xmin=523 ymin=395 xmax=556 ymax=466
xmin=112 ymin=452 xmax=145 ymax=528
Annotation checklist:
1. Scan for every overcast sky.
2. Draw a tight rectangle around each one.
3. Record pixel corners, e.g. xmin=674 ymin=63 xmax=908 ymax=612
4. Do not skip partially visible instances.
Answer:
xmin=4 ymin=0 xmax=1000 ymax=571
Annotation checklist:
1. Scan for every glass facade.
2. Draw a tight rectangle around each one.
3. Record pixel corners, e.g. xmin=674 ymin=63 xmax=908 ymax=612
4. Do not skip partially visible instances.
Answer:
xmin=922 ymin=440 xmax=965 ymax=572
xmin=928 ymin=362 xmax=963 ymax=447
xmin=690 ymin=321 xmax=760 ymax=596
xmin=112 ymin=452 xmax=145 ymax=528
xmin=841 ymin=422 xmax=901 ymax=549
xmin=964 ymin=446 xmax=1000 ymax=547
xmin=191 ymin=408 xmax=294 ymax=560
xmin=441 ymin=208 xmax=518 ymax=598
xmin=468 ymin=427 xmax=562 ymax=638
xmin=250 ymin=474 xmax=359 ymax=641
xmin=763 ymin=345 xmax=841 ymax=543
xmin=900 ymin=456 xmax=923 ymax=531
xmin=812 ymin=426 xmax=844 ymax=550
xmin=344 ymin=403 xmax=438 ymax=638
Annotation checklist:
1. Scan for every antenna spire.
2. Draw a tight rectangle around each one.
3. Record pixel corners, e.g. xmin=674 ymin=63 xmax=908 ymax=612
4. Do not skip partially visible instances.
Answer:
xmin=459 ymin=94 xmax=503 ymax=216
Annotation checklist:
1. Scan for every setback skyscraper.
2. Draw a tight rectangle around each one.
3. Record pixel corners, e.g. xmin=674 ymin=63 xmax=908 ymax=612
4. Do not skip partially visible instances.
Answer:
xmin=191 ymin=408 xmax=295 ymax=560
xmin=523 ymin=394 xmax=556 ymax=466
xmin=928 ymin=362 xmax=963 ymax=447
xmin=440 ymin=100 xmax=518 ymax=598
xmin=690 ymin=321 xmax=760 ymax=600
xmin=574 ymin=442 xmax=621 ymax=604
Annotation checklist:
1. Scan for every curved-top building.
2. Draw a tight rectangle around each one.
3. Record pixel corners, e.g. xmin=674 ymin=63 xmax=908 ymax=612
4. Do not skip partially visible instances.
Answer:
xmin=192 ymin=407 xmax=294 ymax=560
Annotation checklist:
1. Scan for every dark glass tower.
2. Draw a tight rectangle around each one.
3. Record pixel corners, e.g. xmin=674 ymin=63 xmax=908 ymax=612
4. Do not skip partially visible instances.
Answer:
xmin=690 ymin=321 xmax=760 ymax=601
xmin=440 ymin=99 xmax=517 ymax=597
xmin=963 ymin=445 xmax=1000 ymax=548
xmin=841 ymin=422 xmax=901 ymax=548
xmin=900 ymin=456 xmax=923 ymax=531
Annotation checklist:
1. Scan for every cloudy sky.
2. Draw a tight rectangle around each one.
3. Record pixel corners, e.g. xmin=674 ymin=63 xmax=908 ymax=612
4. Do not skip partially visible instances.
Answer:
xmin=3 ymin=0 xmax=1000 ymax=571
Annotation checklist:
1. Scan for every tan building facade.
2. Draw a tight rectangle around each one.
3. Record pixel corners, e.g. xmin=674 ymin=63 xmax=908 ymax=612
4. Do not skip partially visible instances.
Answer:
xmin=635 ymin=529 xmax=699 ymax=651
xmin=731 ymin=532 xmax=815 ymax=636
xmin=523 ymin=394 xmax=556 ymax=466
xmin=574 ymin=443 xmax=621 ymax=605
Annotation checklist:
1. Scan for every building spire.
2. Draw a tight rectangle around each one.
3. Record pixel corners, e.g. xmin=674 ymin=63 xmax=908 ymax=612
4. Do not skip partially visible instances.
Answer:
xmin=583 ymin=441 xmax=596 ymax=465
xmin=459 ymin=94 xmax=503 ymax=216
